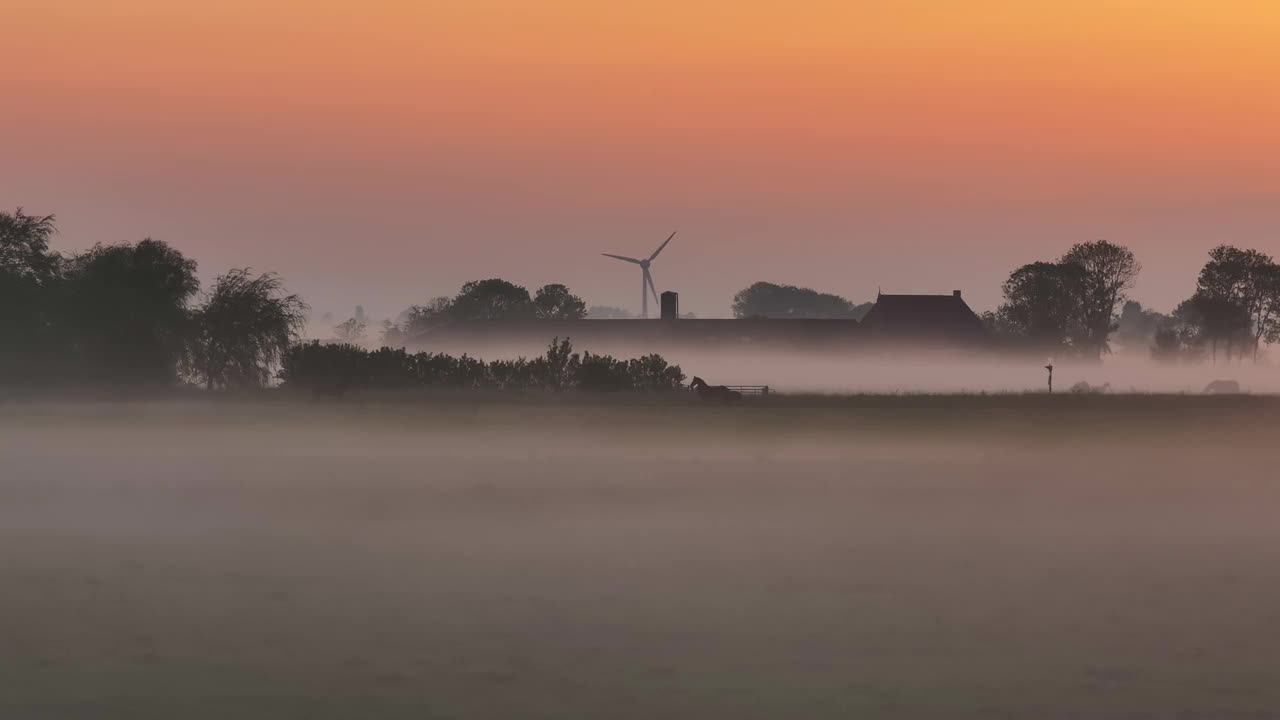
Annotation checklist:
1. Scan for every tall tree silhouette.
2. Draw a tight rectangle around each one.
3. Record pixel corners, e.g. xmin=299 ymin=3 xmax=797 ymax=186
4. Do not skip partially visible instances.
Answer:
xmin=64 ymin=239 xmax=200 ymax=385
xmin=996 ymin=261 xmax=1086 ymax=349
xmin=1060 ymin=240 xmax=1140 ymax=358
xmin=0 ymin=208 xmax=60 ymax=280
xmin=0 ymin=209 xmax=64 ymax=381
xmin=1192 ymin=245 xmax=1280 ymax=362
xmin=189 ymin=269 xmax=308 ymax=389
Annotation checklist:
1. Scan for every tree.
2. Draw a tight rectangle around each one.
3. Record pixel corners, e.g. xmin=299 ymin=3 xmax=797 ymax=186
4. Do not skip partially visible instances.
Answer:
xmin=980 ymin=310 xmax=1020 ymax=339
xmin=63 ymin=239 xmax=200 ymax=384
xmin=0 ymin=209 xmax=65 ymax=381
xmin=400 ymin=296 xmax=454 ymax=335
xmin=995 ymin=261 xmax=1087 ymax=350
xmin=1114 ymin=301 xmax=1169 ymax=353
xmin=1060 ymin=240 xmax=1140 ymax=358
xmin=533 ymin=283 xmax=587 ymax=320
xmin=1150 ymin=313 xmax=1204 ymax=364
xmin=189 ymin=269 xmax=308 ymax=389
xmin=0 ymin=208 xmax=60 ymax=281
xmin=380 ymin=320 xmax=406 ymax=348
xmin=390 ymin=280 xmax=583 ymax=340
xmin=731 ymin=282 xmax=863 ymax=319
xmin=1178 ymin=292 xmax=1248 ymax=364
xmin=539 ymin=337 xmax=578 ymax=391
xmin=333 ymin=317 xmax=367 ymax=343
xmin=1236 ymin=258 xmax=1280 ymax=360
xmin=1189 ymin=245 xmax=1280 ymax=362
xmin=449 ymin=279 xmax=533 ymax=321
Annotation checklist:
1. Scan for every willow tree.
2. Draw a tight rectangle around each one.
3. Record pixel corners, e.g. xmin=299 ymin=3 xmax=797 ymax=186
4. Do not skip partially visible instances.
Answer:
xmin=65 ymin=239 xmax=200 ymax=385
xmin=0 ymin=208 xmax=60 ymax=280
xmin=189 ymin=269 xmax=308 ymax=389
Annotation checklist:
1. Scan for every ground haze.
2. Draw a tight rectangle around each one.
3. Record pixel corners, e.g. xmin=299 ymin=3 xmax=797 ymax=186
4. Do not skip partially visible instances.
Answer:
xmin=2 ymin=396 xmax=1278 ymax=718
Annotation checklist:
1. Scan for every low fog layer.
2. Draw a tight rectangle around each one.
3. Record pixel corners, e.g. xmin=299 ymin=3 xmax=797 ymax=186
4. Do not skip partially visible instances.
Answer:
xmin=3 ymin=399 xmax=1279 ymax=719
xmin=410 ymin=340 xmax=1280 ymax=395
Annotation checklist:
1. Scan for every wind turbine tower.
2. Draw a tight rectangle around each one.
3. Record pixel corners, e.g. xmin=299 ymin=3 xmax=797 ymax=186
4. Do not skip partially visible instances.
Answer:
xmin=602 ymin=231 xmax=676 ymax=319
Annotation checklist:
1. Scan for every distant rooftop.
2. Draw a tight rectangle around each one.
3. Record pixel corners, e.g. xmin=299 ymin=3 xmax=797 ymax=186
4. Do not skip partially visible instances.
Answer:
xmin=859 ymin=290 xmax=987 ymax=339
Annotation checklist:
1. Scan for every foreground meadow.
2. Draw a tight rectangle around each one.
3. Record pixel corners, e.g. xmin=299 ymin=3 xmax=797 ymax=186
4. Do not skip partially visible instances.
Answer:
xmin=2 ymin=395 xmax=1279 ymax=719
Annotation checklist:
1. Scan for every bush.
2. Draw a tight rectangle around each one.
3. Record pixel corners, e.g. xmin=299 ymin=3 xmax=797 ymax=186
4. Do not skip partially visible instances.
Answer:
xmin=575 ymin=352 xmax=632 ymax=392
xmin=627 ymin=353 xmax=686 ymax=391
xmin=279 ymin=341 xmax=367 ymax=396
xmin=278 ymin=337 xmax=685 ymax=395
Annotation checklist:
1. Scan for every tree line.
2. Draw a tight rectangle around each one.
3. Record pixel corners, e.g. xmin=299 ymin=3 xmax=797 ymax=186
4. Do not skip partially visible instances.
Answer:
xmin=730 ymin=282 xmax=873 ymax=320
xmin=281 ymin=338 xmax=685 ymax=395
xmin=2 ymin=209 xmax=306 ymax=389
xmin=379 ymin=279 xmax=588 ymax=345
xmin=10 ymin=206 xmax=1280 ymax=381
xmin=369 ymin=278 xmax=872 ymax=345
xmin=985 ymin=240 xmax=1280 ymax=363
xmin=985 ymin=240 xmax=1142 ymax=359
xmin=1 ymin=209 xmax=685 ymax=393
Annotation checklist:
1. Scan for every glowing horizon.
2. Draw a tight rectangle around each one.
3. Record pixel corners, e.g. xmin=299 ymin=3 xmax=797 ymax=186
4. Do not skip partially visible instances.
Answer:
xmin=4 ymin=1 xmax=1279 ymax=319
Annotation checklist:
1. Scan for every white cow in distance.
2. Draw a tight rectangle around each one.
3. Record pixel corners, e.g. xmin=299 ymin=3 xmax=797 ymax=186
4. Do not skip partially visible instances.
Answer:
xmin=1203 ymin=380 xmax=1242 ymax=395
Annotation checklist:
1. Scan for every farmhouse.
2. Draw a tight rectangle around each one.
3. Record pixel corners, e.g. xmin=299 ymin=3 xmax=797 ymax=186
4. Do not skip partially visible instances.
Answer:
xmin=411 ymin=290 xmax=988 ymax=355
xmin=859 ymin=290 xmax=988 ymax=342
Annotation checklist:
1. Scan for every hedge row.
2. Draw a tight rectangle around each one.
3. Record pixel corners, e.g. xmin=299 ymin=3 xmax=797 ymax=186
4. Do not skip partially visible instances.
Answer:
xmin=279 ymin=337 xmax=686 ymax=395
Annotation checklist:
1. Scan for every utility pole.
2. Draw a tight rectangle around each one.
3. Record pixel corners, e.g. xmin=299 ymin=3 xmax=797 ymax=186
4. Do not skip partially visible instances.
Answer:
xmin=1044 ymin=362 xmax=1054 ymax=394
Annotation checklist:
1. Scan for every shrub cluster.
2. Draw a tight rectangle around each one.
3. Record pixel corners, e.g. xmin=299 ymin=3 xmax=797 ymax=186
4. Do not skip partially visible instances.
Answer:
xmin=279 ymin=338 xmax=686 ymax=395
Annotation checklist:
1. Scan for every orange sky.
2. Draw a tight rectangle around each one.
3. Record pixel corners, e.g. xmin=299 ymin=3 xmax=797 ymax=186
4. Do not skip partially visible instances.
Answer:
xmin=4 ymin=1 xmax=1279 ymax=319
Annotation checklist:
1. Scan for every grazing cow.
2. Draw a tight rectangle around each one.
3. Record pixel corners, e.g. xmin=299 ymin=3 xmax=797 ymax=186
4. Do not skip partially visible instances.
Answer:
xmin=1203 ymin=379 xmax=1241 ymax=395
xmin=690 ymin=376 xmax=743 ymax=404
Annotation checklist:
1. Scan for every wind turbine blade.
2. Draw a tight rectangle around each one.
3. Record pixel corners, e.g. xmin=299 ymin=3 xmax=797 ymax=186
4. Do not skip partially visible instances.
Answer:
xmin=602 ymin=253 xmax=642 ymax=264
xmin=648 ymin=231 xmax=677 ymax=261
xmin=646 ymin=269 xmax=660 ymax=306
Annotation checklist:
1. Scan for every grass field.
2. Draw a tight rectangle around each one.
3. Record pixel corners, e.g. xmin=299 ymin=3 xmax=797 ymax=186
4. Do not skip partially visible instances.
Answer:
xmin=2 ymin=395 xmax=1279 ymax=718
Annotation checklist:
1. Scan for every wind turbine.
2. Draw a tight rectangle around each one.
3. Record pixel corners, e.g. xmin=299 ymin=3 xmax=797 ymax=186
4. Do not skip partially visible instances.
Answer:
xmin=602 ymin=231 xmax=676 ymax=319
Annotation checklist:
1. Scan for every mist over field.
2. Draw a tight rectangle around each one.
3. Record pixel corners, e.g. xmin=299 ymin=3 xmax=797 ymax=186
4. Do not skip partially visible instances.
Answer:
xmin=9 ymin=0 xmax=1280 ymax=715
xmin=407 ymin=338 xmax=1280 ymax=395
xmin=665 ymin=350 xmax=1280 ymax=394
xmin=4 ymin=398 xmax=1280 ymax=719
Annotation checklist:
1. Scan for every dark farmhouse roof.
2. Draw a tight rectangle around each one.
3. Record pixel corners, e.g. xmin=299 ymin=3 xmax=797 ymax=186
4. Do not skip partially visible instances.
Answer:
xmin=859 ymin=291 xmax=987 ymax=340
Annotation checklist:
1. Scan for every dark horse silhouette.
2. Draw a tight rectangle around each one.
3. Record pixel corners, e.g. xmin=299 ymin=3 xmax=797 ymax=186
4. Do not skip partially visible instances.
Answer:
xmin=690 ymin=376 xmax=743 ymax=404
